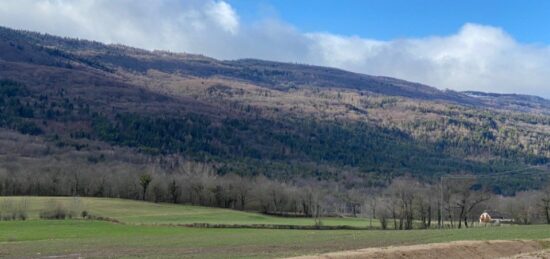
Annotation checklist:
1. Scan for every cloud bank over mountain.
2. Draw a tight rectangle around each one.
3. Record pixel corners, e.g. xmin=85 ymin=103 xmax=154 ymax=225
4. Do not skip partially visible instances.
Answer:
xmin=1 ymin=0 xmax=549 ymax=97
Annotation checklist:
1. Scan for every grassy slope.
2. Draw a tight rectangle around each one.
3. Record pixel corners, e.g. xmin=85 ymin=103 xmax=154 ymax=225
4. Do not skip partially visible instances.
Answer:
xmin=1 ymin=197 xmax=550 ymax=258
xmin=2 ymin=196 xmax=376 ymax=227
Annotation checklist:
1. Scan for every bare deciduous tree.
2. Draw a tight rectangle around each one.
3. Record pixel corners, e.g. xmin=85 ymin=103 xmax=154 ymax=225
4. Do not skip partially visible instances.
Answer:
xmin=139 ymin=174 xmax=152 ymax=201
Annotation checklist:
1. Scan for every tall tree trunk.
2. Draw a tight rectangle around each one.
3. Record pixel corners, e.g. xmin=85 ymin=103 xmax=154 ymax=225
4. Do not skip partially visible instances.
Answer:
xmin=437 ymin=201 xmax=442 ymax=228
xmin=392 ymin=208 xmax=398 ymax=230
xmin=544 ymin=200 xmax=550 ymax=224
xmin=427 ymin=205 xmax=432 ymax=228
xmin=458 ymin=204 xmax=465 ymax=229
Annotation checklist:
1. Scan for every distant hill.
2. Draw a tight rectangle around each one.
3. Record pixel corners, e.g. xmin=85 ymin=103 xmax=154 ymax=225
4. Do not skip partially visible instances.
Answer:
xmin=0 ymin=26 xmax=549 ymax=194
xmin=463 ymin=91 xmax=550 ymax=114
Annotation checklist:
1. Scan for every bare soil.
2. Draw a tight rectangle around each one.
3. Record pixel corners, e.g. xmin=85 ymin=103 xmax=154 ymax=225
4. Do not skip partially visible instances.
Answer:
xmin=291 ymin=240 xmax=544 ymax=259
xmin=506 ymin=249 xmax=550 ymax=259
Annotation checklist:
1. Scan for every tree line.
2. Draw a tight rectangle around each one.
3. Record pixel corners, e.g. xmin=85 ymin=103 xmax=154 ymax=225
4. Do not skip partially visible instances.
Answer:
xmin=1 ymin=162 xmax=549 ymax=228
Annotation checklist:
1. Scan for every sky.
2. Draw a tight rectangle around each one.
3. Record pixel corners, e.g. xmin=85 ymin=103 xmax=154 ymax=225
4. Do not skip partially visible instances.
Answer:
xmin=230 ymin=0 xmax=550 ymax=43
xmin=0 ymin=0 xmax=549 ymax=97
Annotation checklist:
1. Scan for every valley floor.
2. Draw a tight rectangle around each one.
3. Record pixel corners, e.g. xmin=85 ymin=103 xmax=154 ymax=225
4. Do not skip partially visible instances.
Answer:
xmin=1 ymin=197 xmax=550 ymax=258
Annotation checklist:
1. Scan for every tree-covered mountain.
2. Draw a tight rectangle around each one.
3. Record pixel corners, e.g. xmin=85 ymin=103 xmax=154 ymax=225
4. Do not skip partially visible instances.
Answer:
xmin=0 ymin=26 xmax=549 ymax=195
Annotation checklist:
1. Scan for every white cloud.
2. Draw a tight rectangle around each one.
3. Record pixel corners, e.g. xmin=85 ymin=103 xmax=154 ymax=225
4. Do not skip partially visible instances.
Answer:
xmin=205 ymin=1 xmax=239 ymax=34
xmin=0 ymin=1 xmax=549 ymax=97
xmin=306 ymin=24 xmax=550 ymax=97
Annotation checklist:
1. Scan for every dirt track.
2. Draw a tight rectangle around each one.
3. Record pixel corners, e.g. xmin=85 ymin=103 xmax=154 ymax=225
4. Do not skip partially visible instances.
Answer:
xmin=290 ymin=240 xmax=545 ymax=259
xmin=506 ymin=249 xmax=550 ymax=259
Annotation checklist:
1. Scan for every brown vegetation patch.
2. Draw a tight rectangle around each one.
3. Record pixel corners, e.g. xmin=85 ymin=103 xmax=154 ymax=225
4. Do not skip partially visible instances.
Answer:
xmin=291 ymin=240 xmax=543 ymax=259
xmin=175 ymin=223 xmax=373 ymax=230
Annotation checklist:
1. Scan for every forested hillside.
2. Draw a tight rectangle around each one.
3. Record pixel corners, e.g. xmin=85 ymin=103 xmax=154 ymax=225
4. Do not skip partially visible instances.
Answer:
xmin=0 ymin=26 xmax=550 ymax=197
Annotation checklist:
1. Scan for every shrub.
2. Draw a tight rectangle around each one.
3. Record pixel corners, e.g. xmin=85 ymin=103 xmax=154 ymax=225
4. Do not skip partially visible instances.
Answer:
xmin=0 ymin=198 xmax=28 ymax=221
xmin=39 ymin=200 xmax=71 ymax=220
xmin=69 ymin=197 xmax=85 ymax=218
xmin=380 ymin=216 xmax=388 ymax=230
xmin=16 ymin=208 xmax=27 ymax=220
xmin=83 ymin=214 xmax=121 ymax=224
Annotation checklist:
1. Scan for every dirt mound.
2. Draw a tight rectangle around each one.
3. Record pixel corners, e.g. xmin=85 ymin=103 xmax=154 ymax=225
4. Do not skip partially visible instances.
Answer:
xmin=506 ymin=249 xmax=550 ymax=259
xmin=291 ymin=240 xmax=543 ymax=259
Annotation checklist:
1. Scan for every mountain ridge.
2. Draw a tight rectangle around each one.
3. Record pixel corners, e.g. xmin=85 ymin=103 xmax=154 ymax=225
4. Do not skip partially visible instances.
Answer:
xmin=0 ymin=25 xmax=549 ymax=194
xmin=3 ymin=25 xmax=549 ymax=112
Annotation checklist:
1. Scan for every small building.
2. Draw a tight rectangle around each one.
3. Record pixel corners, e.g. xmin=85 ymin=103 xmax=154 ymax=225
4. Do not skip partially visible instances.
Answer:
xmin=480 ymin=210 xmax=514 ymax=224
xmin=480 ymin=212 xmax=491 ymax=223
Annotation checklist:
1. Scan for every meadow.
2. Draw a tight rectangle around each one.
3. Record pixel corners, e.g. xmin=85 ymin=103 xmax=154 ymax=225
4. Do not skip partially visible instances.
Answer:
xmin=1 ymin=197 xmax=550 ymax=258
xmin=0 ymin=196 xmax=378 ymax=227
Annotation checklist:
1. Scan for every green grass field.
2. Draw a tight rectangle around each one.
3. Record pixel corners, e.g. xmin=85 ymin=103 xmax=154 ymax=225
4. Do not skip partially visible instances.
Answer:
xmin=1 ymin=197 xmax=550 ymax=258
xmin=0 ymin=196 xmax=377 ymax=227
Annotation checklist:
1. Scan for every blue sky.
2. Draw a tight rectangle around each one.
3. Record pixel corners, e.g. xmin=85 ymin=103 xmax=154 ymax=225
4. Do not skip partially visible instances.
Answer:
xmin=230 ymin=0 xmax=550 ymax=44
xmin=1 ymin=0 xmax=550 ymax=97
